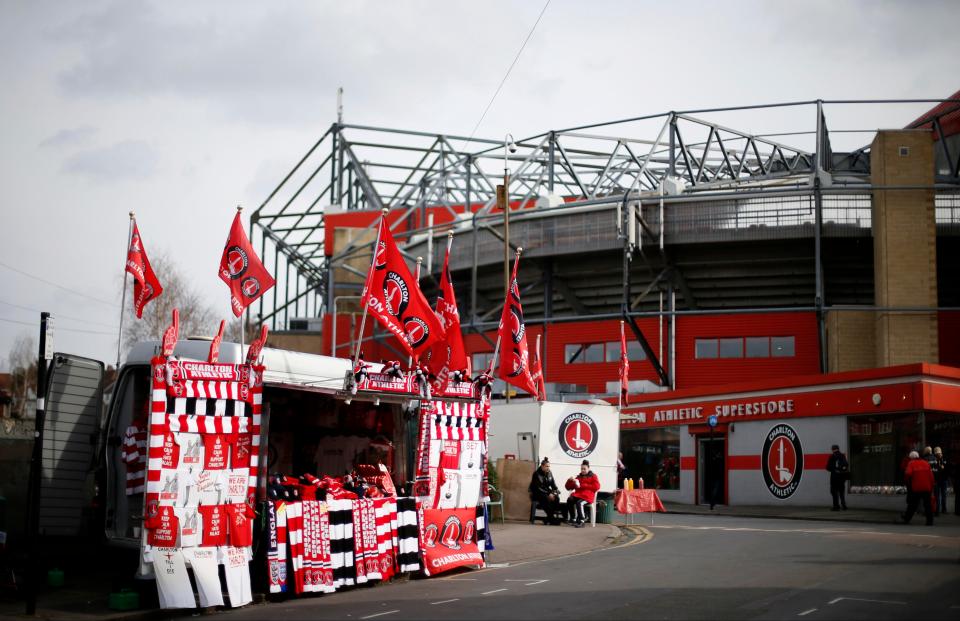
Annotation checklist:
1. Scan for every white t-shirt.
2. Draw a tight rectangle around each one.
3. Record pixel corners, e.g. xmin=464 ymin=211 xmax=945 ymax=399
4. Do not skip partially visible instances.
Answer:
xmin=184 ymin=547 xmax=223 ymax=607
xmin=174 ymin=507 xmax=200 ymax=548
xmin=221 ymin=546 xmax=253 ymax=608
xmin=148 ymin=547 xmax=196 ymax=609
xmin=174 ymin=432 xmax=204 ymax=470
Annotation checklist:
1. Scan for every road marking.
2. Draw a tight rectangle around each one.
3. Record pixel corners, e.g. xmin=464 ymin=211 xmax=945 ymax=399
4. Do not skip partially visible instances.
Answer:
xmin=430 ymin=599 xmax=460 ymax=605
xmin=505 ymin=579 xmax=550 ymax=586
xmin=361 ymin=611 xmax=399 ymax=619
xmin=526 ymin=579 xmax=549 ymax=586
xmin=827 ymin=597 xmax=906 ymax=606
xmin=797 ymin=609 xmax=817 ymax=616
xmin=443 ymin=577 xmax=478 ymax=581
xmin=482 ymin=588 xmax=508 ymax=595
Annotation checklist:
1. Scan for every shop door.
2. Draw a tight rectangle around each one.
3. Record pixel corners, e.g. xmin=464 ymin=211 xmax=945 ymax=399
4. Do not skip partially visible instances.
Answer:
xmin=698 ymin=437 xmax=726 ymax=506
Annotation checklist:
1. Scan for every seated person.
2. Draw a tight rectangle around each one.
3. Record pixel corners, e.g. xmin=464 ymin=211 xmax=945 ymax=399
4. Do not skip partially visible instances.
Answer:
xmin=565 ymin=460 xmax=601 ymax=527
xmin=528 ymin=457 xmax=563 ymax=525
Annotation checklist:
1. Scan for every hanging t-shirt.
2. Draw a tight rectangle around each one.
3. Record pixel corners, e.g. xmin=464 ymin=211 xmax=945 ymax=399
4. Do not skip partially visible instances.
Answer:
xmin=144 ymin=505 xmax=179 ymax=547
xmin=198 ymin=504 xmax=228 ymax=547
xmin=225 ymin=469 xmax=249 ymax=503
xmin=203 ymin=433 xmax=236 ymax=470
xmin=174 ymin=507 xmax=200 ymax=548
xmin=160 ymin=431 xmax=180 ymax=469
xmin=222 ymin=545 xmax=253 ymax=607
xmin=231 ymin=433 xmax=253 ymax=469
xmin=226 ymin=503 xmax=257 ymax=547
xmin=150 ymin=547 xmax=196 ymax=609
xmin=459 ymin=440 xmax=483 ymax=471
xmin=184 ymin=547 xmax=223 ymax=607
xmin=158 ymin=469 xmax=195 ymax=507
xmin=193 ymin=469 xmax=224 ymax=506
xmin=174 ymin=432 xmax=203 ymax=469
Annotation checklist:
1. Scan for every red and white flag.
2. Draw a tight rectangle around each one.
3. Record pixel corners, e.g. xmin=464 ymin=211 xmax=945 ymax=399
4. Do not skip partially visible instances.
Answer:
xmin=360 ymin=216 xmax=445 ymax=357
xmin=125 ymin=221 xmax=163 ymax=318
xmin=427 ymin=238 xmax=467 ymax=393
xmin=497 ymin=252 xmax=538 ymax=396
xmin=619 ymin=320 xmax=630 ymax=407
xmin=219 ymin=211 xmax=275 ymax=317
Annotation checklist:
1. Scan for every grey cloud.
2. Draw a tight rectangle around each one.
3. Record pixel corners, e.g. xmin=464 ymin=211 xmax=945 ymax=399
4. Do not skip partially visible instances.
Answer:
xmin=39 ymin=126 xmax=99 ymax=148
xmin=61 ymin=139 xmax=158 ymax=181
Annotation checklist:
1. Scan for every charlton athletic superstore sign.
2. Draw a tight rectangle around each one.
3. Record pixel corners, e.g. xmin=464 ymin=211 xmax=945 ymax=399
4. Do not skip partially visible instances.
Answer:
xmin=761 ymin=423 xmax=804 ymax=499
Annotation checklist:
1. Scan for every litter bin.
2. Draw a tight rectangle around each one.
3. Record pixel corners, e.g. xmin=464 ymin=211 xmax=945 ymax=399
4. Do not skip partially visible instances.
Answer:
xmin=596 ymin=492 xmax=615 ymax=524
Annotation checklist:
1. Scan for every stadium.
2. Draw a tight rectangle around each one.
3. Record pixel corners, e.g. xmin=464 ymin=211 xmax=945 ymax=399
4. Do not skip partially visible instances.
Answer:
xmin=250 ymin=94 xmax=960 ymax=507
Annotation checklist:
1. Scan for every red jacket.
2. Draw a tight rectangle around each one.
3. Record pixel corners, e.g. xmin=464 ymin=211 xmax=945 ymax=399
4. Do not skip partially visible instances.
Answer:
xmin=904 ymin=458 xmax=935 ymax=493
xmin=570 ymin=471 xmax=601 ymax=503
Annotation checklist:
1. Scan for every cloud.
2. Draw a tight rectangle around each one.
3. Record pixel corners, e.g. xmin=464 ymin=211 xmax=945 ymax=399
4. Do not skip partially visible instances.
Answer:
xmin=61 ymin=139 xmax=158 ymax=181
xmin=39 ymin=125 xmax=99 ymax=148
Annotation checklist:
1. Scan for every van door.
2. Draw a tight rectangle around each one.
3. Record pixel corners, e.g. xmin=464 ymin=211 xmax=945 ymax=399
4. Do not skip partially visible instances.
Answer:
xmin=39 ymin=354 xmax=104 ymax=536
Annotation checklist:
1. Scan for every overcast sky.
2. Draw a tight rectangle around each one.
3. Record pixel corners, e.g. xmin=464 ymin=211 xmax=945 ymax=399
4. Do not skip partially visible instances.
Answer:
xmin=1 ymin=0 xmax=958 ymax=370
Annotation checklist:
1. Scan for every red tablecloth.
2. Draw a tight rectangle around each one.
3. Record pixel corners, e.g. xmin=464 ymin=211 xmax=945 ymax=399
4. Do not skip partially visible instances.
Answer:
xmin=614 ymin=489 xmax=666 ymax=514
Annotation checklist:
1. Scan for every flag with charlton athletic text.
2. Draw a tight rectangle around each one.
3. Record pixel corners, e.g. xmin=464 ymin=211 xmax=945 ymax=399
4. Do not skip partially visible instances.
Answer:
xmin=125 ymin=220 xmax=163 ymax=318
xmin=360 ymin=216 xmax=445 ymax=357
xmin=619 ymin=320 xmax=630 ymax=407
xmin=219 ymin=212 xmax=275 ymax=317
xmin=427 ymin=239 xmax=467 ymax=392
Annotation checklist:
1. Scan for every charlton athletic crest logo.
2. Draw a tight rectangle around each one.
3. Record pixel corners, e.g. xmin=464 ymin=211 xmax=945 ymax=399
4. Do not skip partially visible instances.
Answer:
xmin=241 ymin=276 xmax=260 ymax=298
xmin=224 ymin=246 xmax=249 ymax=279
xmin=383 ymin=271 xmax=410 ymax=318
xmin=762 ymin=423 xmax=803 ymax=499
xmin=558 ymin=412 xmax=598 ymax=459
xmin=404 ymin=316 xmax=429 ymax=348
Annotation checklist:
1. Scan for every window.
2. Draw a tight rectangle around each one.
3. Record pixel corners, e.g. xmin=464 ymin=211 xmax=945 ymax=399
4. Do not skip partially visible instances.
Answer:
xmin=628 ymin=341 xmax=647 ymax=361
xmin=695 ymin=339 xmax=718 ymax=359
xmin=621 ymin=427 xmax=681 ymax=490
xmin=565 ymin=344 xmax=584 ymax=364
xmin=471 ymin=352 xmax=506 ymax=395
xmin=719 ymin=338 xmax=743 ymax=358
xmin=745 ymin=337 xmax=769 ymax=357
xmin=771 ymin=336 xmax=795 ymax=357
xmin=583 ymin=343 xmax=603 ymax=363
xmin=605 ymin=342 xmax=619 ymax=363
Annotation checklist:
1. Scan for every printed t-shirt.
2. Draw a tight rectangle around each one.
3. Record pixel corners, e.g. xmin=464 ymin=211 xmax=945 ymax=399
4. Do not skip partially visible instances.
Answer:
xmin=174 ymin=507 xmax=200 ymax=548
xmin=203 ymin=433 xmax=236 ymax=470
xmin=160 ymin=431 xmax=180 ymax=469
xmin=173 ymin=432 xmax=203 ymax=468
xmin=150 ymin=548 xmax=196 ymax=609
xmin=144 ymin=505 xmax=179 ymax=547
xmin=226 ymin=503 xmax=257 ymax=547
xmin=198 ymin=504 xmax=228 ymax=547
xmin=231 ymin=433 xmax=253 ymax=469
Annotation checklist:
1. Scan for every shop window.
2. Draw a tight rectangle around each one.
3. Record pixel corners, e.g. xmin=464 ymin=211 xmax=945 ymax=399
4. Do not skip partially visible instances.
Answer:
xmin=771 ymin=336 xmax=795 ymax=357
xmin=745 ymin=336 xmax=770 ymax=357
xmin=621 ymin=427 xmax=680 ymax=490
xmin=719 ymin=338 xmax=743 ymax=358
xmin=695 ymin=338 xmax=718 ymax=359
xmin=848 ymin=413 xmax=922 ymax=491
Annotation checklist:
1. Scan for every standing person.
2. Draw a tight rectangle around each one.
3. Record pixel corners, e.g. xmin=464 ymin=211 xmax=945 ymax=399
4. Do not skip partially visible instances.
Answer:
xmin=528 ymin=458 xmax=562 ymax=525
xmin=565 ymin=460 xmax=601 ymax=528
xmin=901 ymin=450 xmax=935 ymax=526
xmin=825 ymin=444 xmax=850 ymax=511
xmin=932 ymin=447 xmax=948 ymax=516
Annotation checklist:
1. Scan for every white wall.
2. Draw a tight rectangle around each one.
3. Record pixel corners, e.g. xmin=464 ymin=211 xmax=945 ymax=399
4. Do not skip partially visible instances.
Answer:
xmin=487 ymin=402 xmax=541 ymax=463
xmin=727 ymin=417 xmax=846 ymax=506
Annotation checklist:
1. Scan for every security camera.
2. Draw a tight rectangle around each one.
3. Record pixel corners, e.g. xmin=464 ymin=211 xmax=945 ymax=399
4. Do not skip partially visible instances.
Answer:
xmin=509 ymin=143 xmax=518 ymax=154
xmin=506 ymin=133 xmax=517 ymax=154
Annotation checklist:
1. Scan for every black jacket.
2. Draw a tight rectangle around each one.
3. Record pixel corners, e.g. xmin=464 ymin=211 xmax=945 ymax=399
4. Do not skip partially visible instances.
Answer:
xmin=826 ymin=451 xmax=849 ymax=478
xmin=529 ymin=468 xmax=560 ymax=498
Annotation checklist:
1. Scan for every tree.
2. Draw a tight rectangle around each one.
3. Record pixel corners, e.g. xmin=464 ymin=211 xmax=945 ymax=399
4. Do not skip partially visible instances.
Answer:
xmin=7 ymin=333 xmax=37 ymax=418
xmin=122 ymin=253 xmax=218 ymax=354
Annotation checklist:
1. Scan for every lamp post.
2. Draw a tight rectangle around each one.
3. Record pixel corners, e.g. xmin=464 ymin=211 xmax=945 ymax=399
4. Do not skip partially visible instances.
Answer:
xmin=502 ymin=133 xmax=516 ymax=300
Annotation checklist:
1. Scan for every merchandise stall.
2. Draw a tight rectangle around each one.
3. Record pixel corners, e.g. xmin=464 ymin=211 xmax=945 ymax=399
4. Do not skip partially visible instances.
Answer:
xmin=132 ymin=319 xmax=491 ymax=610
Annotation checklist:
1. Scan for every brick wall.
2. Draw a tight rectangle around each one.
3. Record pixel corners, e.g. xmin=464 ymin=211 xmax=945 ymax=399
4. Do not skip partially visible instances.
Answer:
xmin=826 ymin=309 xmax=875 ymax=372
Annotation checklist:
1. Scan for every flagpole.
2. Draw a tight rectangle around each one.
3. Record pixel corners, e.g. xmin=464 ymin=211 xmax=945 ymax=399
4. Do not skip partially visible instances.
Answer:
xmin=116 ymin=212 xmax=134 ymax=369
xmin=352 ymin=208 xmax=389 ymax=368
xmin=409 ymin=256 xmax=422 ymax=369
xmin=619 ymin=320 xmax=624 ymax=412
xmin=237 ymin=205 xmax=246 ymax=354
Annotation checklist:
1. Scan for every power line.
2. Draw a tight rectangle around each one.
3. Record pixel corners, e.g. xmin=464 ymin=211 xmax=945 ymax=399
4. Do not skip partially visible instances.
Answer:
xmin=0 ymin=316 xmax=116 ymax=336
xmin=0 ymin=299 xmax=120 ymax=329
xmin=0 ymin=259 xmax=118 ymax=308
xmin=460 ymin=0 xmax=551 ymax=152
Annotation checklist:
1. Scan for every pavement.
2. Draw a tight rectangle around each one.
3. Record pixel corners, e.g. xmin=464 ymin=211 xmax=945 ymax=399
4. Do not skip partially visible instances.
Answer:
xmin=3 ymin=508 xmax=957 ymax=620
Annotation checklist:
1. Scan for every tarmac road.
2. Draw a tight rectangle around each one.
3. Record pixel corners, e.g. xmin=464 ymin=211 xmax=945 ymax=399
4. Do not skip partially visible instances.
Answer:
xmin=213 ymin=514 xmax=960 ymax=621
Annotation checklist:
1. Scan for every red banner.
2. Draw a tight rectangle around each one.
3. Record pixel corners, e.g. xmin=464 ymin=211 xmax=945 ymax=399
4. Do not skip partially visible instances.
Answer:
xmin=427 ymin=241 xmax=468 ymax=393
xmin=619 ymin=320 xmax=630 ymax=406
xmin=497 ymin=253 xmax=538 ymax=396
xmin=361 ymin=218 xmax=445 ymax=357
xmin=419 ymin=508 xmax=484 ymax=576
xmin=125 ymin=221 xmax=163 ymax=318
xmin=219 ymin=211 xmax=275 ymax=317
